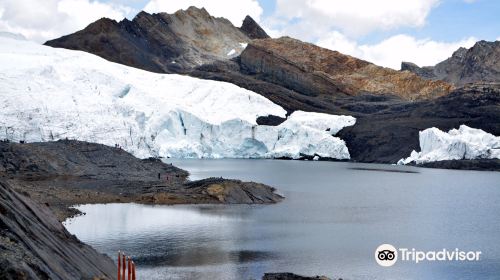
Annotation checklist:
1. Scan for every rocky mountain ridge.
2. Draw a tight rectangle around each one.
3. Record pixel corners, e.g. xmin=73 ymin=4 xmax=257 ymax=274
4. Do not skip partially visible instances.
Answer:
xmin=46 ymin=6 xmax=251 ymax=73
xmin=241 ymin=37 xmax=453 ymax=100
xmin=46 ymin=8 xmax=453 ymax=101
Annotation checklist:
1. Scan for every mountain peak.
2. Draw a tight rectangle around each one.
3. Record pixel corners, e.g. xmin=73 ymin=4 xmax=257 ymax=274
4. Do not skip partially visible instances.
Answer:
xmin=83 ymin=17 xmax=118 ymax=33
xmin=240 ymin=15 xmax=270 ymax=39
xmin=451 ymin=47 xmax=468 ymax=59
xmin=185 ymin=6 xmax=210 ymax=16
xmin=133 ymin=10 xmax=152 ymax=20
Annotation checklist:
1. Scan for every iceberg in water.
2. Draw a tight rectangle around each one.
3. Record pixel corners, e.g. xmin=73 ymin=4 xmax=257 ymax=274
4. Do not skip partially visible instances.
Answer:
xmin=398 ymin=125 xmax=500 ymax=165
xmin=0 ymin=35 xmax=355 ymax=159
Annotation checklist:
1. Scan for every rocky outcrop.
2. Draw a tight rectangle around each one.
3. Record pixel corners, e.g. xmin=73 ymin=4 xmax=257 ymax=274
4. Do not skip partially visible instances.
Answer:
xmin=401 ymin=40 xmax=500 ymax=86
xmin=0 ymin=139 xmax=188 ymax=182
xmin=401 ymin=62 xmax=436 ymax=80
xmin=0 ymin=179 xmax=116 ymax=280
xmin=0 ymin=140 xmax=283 ymax=220
xmin=262 ymin=273 xmax=331 ymax=280
xmin=184 ymin=177 xmax=283 ymax=204
xmin=240 ymin=15 xmax=270 ymax=39
xmin=240 ymin=37 xmax=453 ymax=100
xmin=45 ymin=7 xmax=250 ymax=73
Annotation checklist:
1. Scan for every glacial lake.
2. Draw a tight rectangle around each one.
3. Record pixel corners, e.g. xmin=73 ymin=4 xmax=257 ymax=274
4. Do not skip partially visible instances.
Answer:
xmin=64 ymin=159 xmax=500 ymax=280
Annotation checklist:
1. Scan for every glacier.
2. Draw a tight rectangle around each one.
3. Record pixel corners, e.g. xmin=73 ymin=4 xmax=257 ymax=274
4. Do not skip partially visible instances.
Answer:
xmin=398 ymin=125 xmax=500 ymax=165
xmin=0 ymin=35 xmax=356 ymax=159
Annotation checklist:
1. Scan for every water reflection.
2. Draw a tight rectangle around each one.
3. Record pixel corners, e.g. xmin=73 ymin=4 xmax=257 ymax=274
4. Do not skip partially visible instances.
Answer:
xmin=65 ymin=160 xmax=500 ymax=280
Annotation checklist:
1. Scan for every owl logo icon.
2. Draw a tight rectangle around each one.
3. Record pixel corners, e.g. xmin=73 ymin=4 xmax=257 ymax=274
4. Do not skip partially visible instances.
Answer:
xmin=375 ymin=244 xmax=398 ymax=267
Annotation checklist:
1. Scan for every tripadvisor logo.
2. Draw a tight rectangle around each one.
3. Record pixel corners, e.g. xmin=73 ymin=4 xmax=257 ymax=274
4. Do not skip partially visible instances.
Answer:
xmin=375 ymin=244 xmax=481 ymax=267
xmin=375 ymin=244 xmax=398 ymax=267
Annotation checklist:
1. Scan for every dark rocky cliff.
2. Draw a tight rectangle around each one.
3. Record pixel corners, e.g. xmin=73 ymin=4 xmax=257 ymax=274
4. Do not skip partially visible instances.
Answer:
xmin=0 ymin=179 xmax=116 ymax=280
xmin=45 ymin=7 xmax=251 ymax=73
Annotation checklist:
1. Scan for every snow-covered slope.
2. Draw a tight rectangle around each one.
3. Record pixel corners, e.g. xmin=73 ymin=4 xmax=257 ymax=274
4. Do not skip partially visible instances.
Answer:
xmin=398 ymin=125 xmax=500 ymax=165
xmin=0 ymin=35 xmax=355 ymax=159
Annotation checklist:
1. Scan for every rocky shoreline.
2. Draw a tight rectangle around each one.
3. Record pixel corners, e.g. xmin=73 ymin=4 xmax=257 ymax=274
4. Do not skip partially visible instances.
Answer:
xmin=0 ymin=140 xmax=283 ymax=279
xmin=0 ymin=140 xmax=283 ymax=221
xmin=415 ymin=159 xmax=500 ymax=171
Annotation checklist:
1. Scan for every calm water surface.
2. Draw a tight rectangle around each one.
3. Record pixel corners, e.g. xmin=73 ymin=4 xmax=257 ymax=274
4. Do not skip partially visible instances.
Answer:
xmin=64 ymin=160 xmax=500 ymax=279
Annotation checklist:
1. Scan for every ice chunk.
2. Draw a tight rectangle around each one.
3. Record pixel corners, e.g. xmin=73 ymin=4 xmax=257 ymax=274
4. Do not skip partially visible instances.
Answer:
xmin=286 ymin=111 xmax=356 ymax=135
xmin=398 ymin=125 xmax=500 ymax=165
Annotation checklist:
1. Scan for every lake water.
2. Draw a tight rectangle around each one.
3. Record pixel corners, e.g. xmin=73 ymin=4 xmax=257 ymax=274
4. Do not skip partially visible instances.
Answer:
xmin=64 ymin=160 xmax=500 ymax=280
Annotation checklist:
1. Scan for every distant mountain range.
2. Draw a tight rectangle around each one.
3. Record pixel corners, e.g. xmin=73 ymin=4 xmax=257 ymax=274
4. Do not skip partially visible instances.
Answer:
xmin=401 ymin=40 xmax=500 ymax=86
xmin=26 ymin=7 xmax=500 ymax=166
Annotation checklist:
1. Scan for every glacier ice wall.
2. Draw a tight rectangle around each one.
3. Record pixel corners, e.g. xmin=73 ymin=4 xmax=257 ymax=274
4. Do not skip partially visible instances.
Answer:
xmin=398 ymin=125 xmax=500 ymax=165
xmin=0 ymin=36 xmax=355 ymax=159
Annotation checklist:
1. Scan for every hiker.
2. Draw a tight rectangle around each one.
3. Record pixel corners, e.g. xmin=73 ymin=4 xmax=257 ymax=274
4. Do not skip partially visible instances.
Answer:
xmin=158 ymin=173 xmax=161 ymax=180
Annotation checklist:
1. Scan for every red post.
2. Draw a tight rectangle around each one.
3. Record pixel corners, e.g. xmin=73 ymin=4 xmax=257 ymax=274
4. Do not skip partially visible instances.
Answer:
xmin=128 ymin=257 xmax=132 ymax=280
xmin=132 ymin=261 xmax=136 ymax=280
xmin=117 ymin=251 xmax=121 ymax=280
xmin=122 ymin=254 xmax=126 ymax=280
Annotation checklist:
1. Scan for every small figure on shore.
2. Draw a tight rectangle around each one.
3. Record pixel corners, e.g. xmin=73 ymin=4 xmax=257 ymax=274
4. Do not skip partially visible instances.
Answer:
xmin=158 ymin=173 xmax=161 ymax=180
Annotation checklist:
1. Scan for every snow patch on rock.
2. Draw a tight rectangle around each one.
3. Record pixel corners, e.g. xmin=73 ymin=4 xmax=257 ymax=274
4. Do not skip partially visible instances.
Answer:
xmin=398 ymin=125 xmax=500 ymax=165
xmin=0 ymin=36 xmax=356 ymax=159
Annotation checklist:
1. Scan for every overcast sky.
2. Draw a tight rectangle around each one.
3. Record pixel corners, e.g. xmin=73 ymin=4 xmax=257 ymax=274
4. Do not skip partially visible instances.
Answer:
xmin=0 ymin=0 xmax=499 ymax=69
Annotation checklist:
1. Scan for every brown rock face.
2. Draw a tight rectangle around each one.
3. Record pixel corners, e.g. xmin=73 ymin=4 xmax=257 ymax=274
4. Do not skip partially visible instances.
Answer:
xmin=241 ymin=37 xmax=453 ymax=100
xmin=45 ymin=7 xmax=250 ymax=73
